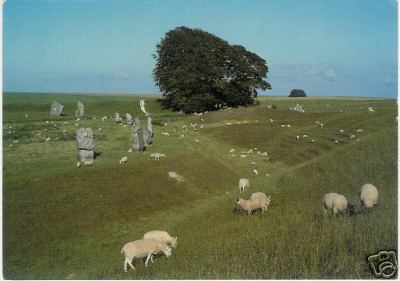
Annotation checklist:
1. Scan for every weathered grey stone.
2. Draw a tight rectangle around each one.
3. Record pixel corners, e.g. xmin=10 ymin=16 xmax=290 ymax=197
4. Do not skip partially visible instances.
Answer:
xmin=50 ymin=101 xmax=64 ymax=117
xmin=76 ymin=128 xmax=94 ymax=162
xmin=126 ymin=113 xmax=133 ymax=125
xmin=142 ymin=129 xmax=153 ymax=146
xmin=147 ymin=115 xmax=152 ymax=134
xmin=115 ymin=113 xmax=122 ymax=123
xmin=133 ymin=117 xmax=141 ymax=127
xmin=75 ymin=101 xmax=85 ymax=118
xmin=132 ymin=123 xmax=145 ymax=152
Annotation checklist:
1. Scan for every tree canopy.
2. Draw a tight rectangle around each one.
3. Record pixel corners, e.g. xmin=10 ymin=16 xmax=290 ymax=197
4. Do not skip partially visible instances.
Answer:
xmin=152 ymin=26 xmax=271 ymax=113
xmin=289 ymin=89 xmax=307 ymax=97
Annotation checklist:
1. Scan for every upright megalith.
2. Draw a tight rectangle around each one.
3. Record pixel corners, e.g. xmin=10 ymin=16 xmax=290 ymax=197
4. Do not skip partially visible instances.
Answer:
xmin=126 ymin=113 xmax=133 ymax=125
xmin=115 ymin=113 xmax=122 ymax=123
xmin=132 ymin=122 xmax=145 ymax=152
xmin=147 ymin=115 xmax=153 ymax=134
xmin=50 ymin=101 xmax=64 ymax=117
xmin=76 ymin=128 xmax=95 ymax=163
xmin=75 ymin=101 xmax=85 ymax=119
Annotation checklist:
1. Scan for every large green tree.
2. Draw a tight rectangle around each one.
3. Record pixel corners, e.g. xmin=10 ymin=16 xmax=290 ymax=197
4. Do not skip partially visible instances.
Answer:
xmin=152 ymin=26 xmax=271 ymax=113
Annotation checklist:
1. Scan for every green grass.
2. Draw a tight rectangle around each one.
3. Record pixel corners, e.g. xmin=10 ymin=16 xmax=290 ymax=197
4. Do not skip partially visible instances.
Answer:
xmin=3 ymin=93 xmax=397 ymax=279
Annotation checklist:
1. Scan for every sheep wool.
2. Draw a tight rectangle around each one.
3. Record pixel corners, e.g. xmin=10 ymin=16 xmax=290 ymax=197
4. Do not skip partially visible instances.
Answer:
xmin=143 ymin=230 xmax=178 ymax=249
xmin=360 ymin=183 xmax=378 ymax=208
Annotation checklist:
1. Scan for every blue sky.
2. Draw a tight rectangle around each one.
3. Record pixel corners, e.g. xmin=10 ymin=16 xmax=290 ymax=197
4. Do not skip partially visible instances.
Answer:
xmin=3 ymin=0 xmax=398 ymax=97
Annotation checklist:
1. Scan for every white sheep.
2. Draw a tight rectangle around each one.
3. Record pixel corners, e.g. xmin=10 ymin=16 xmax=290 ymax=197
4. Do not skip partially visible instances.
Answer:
xmin=368 ymin=107 xmax=375 ymax=112
xmin=236 ymin=192 xmax=269 ymax=215
xmin=76 ymin=162 xmax=81 ymax=168
xmin=240 ymin=154 xmax=247 ymax=159
xmin=120 ymin=156 xmax=128 ymax=164
xmin=128 ymin=148 xmax=133 ymax=153
xmin=356 ymin=129 xmax=364 ymax=134
xmin=84 ymin=160 xmax=94 ymax=166
xmin=251 ymin=192 xmax=271 ymax=210
xmin=339 ymin=129 xmax=344 ymax=134
xmin=350 ymin=134 xmax=356 ymax=139
xmin=239 ymin=178 xmax=250 ymax=193
xmin=296 ymin=135 xmax=300 ymax=140
xmin=286 ymin=124 xmax=291 ymax=128
xmin=302 ymin=134 xmax=309 ymax=139
xmin=229 ymin=148 xmax=235 ymax=153
xmin=360 ymin=183 xmax=378 ymax=209
xmin=150 ymin=153 xmax=166 ymax=160
xmin=161 ymin=132 xmax=170 ymax=136
xmin=143 ymin=230 xmax=178 ymax=249
xmin=334 ymin=139 xmax=339 ymax=144
xmin=319 ymin=123 xmax=324 ymax=128
xmin=253 ymin=169 xmax=258 ymax=175
xmin=121 ymin=239 xmax=172 ymax=272
xmin=323 ymin=193 xmax=348 ymax=215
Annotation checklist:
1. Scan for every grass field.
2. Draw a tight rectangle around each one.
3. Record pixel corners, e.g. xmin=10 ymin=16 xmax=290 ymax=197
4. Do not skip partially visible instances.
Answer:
xmin=3 ymin=92 xmax=397 ymax=279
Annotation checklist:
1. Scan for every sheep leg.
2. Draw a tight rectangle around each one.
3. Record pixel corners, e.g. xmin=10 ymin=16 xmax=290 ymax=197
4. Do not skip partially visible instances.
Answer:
xmin=145 ymin=253 xmax=152 ymax=266
xmin=150 ymin=254 xmax=154 ymax=264
xmin=128 ymin=258 xmax=135 ymax=270
xmin=124 ymin=258 xmax=128 ymax=272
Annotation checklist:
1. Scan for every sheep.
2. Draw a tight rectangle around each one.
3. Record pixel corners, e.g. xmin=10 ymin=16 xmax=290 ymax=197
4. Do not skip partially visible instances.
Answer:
xmin=311 ymin=139 xmax=315 ymax=143
xmin=281 ymin=125 xmax=286 ymax=128
xmin=334 ymin=139 xmax=339 ymax=144
xmin=236 ymin=192 xmax=269 ymax=215
xmin=151 ymin=153 xmax=166 ymax=160
xmin=286 ymin=124 xmax=291 ymax=128
xmin=119 ymin=156 xmax=128 ymax=164
xmin=302 ymin=134 xmax=309 ymax=139
xmin=350 ymin=134 xmax=356 ymax=139
xmin=45 ymin=137 xmax=51 ymax=142
xmin=128 ymin=148 xmax=133 ymax=153
xmin=270 ymin=119 xmax=274 ymax=122
xmin=195 ymin=139 xmax=199 ymax=143
xmin=339 ymin=129 xmax=344 ymax=134
xmin=251 ymin=192 xmax=271 ymax=210
xmin=253 ymin=169 xmax=258 ymax=175
xmin=360 ymin=183 xmax=378 ymax=209
xmin=84 ymin=160 xmax=94 ymax=166
xmin=251 ymin=161 xmax=256 ymax=165
xmin=229 ymin=148 xmax=235 ymax=153
xmin=319 ymin=123 xmax=324 ymax=128
xmin=368 ymin=107 xmax=375 ymax=112
xmin=143 ymin=230 xmax=178 ymax=249
xmin=121 ymin=239 xmax=172 ymax=272
xmin=161 ymin=132 xmax=170 ymax=136
xmin=356 ymin=129 xmax=364 ymax=134
xmin=296 ymin=135 xmax=300 ymax=140
xmin=323 ymin=193 xmax=354 ymax=215
xmin=240 ymin=154 xmax=247 ymax=159
xmin=239 ymin=178 xmax=250 ymax=193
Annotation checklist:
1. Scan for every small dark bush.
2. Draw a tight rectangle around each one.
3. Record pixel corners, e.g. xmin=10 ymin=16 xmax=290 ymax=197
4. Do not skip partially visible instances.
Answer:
xmin=289 ymin=89 xmax=307 ymax=97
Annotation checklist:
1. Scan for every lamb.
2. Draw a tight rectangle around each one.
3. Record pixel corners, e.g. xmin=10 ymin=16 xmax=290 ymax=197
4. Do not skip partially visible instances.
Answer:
xmin=121 ymin=239 xmax=172 ymax=272
xmin=360 ymin=183 xmax=378 ymax=209
xmin=323 ymin=193 xmax=354 ymax=215
xmin=119 ymin=156 xmax=128 ymax=164
xmin=239 ymin=178 xmax=250 ymax=193
xmin=236 ymin=192 xmax=269 ymax=215
xmin=143 ymin=230 xmax=178 ymax=249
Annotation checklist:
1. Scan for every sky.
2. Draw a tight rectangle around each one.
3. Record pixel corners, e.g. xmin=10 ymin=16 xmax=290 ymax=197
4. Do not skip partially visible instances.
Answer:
xmin=3 ymin=0 xmax=398 ymax=97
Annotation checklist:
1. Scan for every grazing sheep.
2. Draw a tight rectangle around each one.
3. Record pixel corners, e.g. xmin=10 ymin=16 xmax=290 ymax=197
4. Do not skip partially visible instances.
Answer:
xmin=150 ymin=153 xmax=166 ymax=160
xmin=195 ymin=139 xmax=199 ymax=143
xmin=253 ymin=169 xmax=258 ymax=175
xmin=229 ymin=148 xmax=235 ymax=153
xmin=168 ymin=171 xmax=184 ymax=182
xmin=270 ymin=119 xmax=274 ymax=122
xmin=251 ymin=161 xmax=256 ymax=165
xmin=368 ymin=107 xmax=375 ymax=112
xmin=296 ymin=135 xmax=300 ymax=140
xmin=236 ymin=192 xmax=269 ymax=215
xmin=84 ymin=160 xmax=94 ymax=166
xmin=339 ymin=129 xmax=344 ymax=134
xmin=179 ymin=135 xmax=185 ymax=139
xmin=119 ymin=156 xmax=128 ymax=164
xmin=143 ymin=230 xmax=178 ymax=249
xmin=251 ymin=192 xmax=271 ymax=210
xmin=128 ymin=148 xmax=133 ymax=153
xmin=311 ymin=139 xmax=315 ymax=143
xmin=45 ymin=137 xmax=51 ymax=142
xmin=76 ymin=162 xmax=81 ymax=168
xmin=334 ymin=139 xmax=339 ymax=144
xmin=240 ymin=154 xmax=247 ymax=159
xmin=350 ymin=134 xmax=356 ymax=139
xmin=323 ymin=193 xmax=354 ymax=215
xmin=286 ymin=124 xmax=291 ymax=128
xmin=360 ymin=183 xmax=378 ymax=209
xmin=302 ymin=135 xmax=309 ymax=139
xmin=281 ymin=125 xmax=286 ymax=128
xmin=356 ymin=129 xmax=364 ymax=134
xmin=239 ymin=178 xmax=250 ymax=193
xmin=121 ymin=239 xmax=172 ymax=272
xmin=319 ymin=123 xmax=324 ymax=128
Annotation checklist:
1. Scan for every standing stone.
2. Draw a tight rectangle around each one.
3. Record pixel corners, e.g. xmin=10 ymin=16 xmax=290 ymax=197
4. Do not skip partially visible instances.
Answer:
xmin=142 ymin=129 xmax=153 ymax=146
xmin=126 ymin=113 xmax=133 ymax=125
xmin=115 ymin=112 xmax=122 ymax=123
xmin=76 ymin=128 xmax=94 ymax=162
xmin=75 ymin=101 xmax=85 ymax=119
xmin=133 ymin=117 xmax=141 ymax=127
xmin=132 ymin=123 xmax=144 ymax=152
xmin=50 ymin=101 xmax=64 ymax=117
xmin=147 ymin=115 xmax=153 ymax=135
